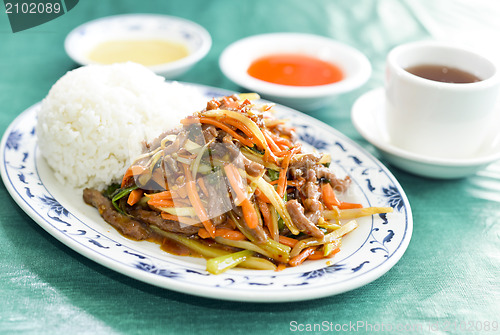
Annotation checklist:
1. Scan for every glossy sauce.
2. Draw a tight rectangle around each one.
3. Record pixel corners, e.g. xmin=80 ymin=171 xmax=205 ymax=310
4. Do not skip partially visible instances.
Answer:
xmin=88 ymin=39 xmax=189 ymax=66
xmin=158 ymin=236 xmax=197 ymax=257
xmin=247 ymin=53 xmax=343 ymax=86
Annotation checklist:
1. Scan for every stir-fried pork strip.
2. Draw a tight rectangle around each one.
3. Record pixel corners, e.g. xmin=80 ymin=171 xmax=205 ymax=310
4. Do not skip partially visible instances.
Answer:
xmin=285 ymin=200 xmax=325 ymax=239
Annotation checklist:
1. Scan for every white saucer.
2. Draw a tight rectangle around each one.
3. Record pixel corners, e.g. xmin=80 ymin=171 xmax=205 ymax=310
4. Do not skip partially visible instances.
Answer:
xmin=351 ymin=88 xmax=500 ymax=179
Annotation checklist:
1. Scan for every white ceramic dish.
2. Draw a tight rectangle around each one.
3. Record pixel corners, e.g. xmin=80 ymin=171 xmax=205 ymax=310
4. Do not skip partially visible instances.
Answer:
xmin=219 ymin=33 xmax=371 ymax=112
xmin=352 ymin=88 xmax=500 ymax=179
xmin=0 ymin=83 xmax=412 ymax=302
xmin=65 ymin=14 xmax=211 ymax=79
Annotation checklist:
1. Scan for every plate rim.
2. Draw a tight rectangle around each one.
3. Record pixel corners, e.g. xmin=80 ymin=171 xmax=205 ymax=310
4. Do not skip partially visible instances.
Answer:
xmin=0 ymin=83 xmax=413 ymax=302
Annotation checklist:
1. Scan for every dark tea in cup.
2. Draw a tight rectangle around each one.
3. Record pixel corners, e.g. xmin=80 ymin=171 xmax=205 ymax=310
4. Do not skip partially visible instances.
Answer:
xmin=405 ymin=64 xmax=481 ymax=83
xmin=385 ymin=41 xmax=500 ymax=159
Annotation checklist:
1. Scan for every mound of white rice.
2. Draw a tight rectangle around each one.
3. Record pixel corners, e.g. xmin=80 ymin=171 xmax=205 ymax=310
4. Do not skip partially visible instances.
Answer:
xmin=36 ymin=62 xmax=207 ymax=190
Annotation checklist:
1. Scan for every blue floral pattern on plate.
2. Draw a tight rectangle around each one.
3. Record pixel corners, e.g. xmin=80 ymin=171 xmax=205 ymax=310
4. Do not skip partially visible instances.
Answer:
xmin=0 ymin=84 xmax=412 ymax=302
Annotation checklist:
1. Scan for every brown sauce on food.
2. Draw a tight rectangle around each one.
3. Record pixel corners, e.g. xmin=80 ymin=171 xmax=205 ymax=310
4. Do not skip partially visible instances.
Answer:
xmin=147 ymin=232 xmax=201 ymax=257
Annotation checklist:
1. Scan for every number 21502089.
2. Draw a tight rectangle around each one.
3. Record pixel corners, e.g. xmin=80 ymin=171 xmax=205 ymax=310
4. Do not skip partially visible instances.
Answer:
xmin=5 ymin=2 xmax=61 ymax=14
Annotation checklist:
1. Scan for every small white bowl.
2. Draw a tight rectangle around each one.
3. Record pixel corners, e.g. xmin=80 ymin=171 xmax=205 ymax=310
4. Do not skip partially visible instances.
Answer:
xmin=65 ymin=14 xmax=211 ymax=79
xmin=351 ymin=88 xmax=500 ymax=179
xmin=219 ymin=33 xmax=371 ymax=112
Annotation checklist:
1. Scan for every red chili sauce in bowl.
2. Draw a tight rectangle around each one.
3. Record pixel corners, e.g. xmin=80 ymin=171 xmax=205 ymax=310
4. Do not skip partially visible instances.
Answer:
xmin=247 ymin=53 xmax=343 ymax=87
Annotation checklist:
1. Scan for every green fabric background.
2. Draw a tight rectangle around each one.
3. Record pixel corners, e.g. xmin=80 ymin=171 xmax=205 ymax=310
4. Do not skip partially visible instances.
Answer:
xmin=0 ymin=0 xmax=498 ymax=334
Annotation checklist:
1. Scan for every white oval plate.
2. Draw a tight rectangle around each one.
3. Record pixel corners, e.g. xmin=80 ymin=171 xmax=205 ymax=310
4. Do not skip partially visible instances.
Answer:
xmin=0 ymin=84 xmax=412 ymax=302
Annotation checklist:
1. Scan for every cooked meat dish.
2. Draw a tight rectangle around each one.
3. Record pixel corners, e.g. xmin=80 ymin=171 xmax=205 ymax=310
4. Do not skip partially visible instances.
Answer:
xmin=84 ymin=94 xmax=392 ymax=274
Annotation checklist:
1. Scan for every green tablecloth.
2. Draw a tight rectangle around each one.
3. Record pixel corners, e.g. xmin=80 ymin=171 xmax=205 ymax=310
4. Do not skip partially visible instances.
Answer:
xmin=1 ymin=1 xmax=498 ymax=334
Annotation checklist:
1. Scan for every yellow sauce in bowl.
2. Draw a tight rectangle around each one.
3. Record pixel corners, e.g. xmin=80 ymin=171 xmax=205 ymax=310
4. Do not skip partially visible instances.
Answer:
xmin=87 ymin=39 xmax=189 ymax=66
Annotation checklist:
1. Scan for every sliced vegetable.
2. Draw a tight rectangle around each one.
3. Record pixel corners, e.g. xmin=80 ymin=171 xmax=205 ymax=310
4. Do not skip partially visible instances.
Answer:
xmin=151 ymin=227 xmax=275 ymax=271
xmin=206 ymin=250 xmax=254 ymax=275
xmin=289 ymin=247 xmax=316 ymax=267
xmin=250 ymin=176 xmax=299 ymax=235
xmin=198 ymin=228 xmax=246 ymax=240
xmin=182 ymin=164 xmax=216 ymax=238
xmin=323 ymin=240 xmax=341 ymax=257
xmin=158 ymin=206 xmax=197 ymax=217
xmin=111 ymin=185 xmax=138 ymax=213
xmin=182 ymin=117 xmax=254 ymax=148
xmin=276 ymin=145 xmax=299 ymax=197
xmin=278 ymin=235 xmax=299 ymax=247
xmin=127 ymin=189 xmax=143 ymax=206
xmin=321 ymin=182 xmax=341 ymax=209
xmin=290 ymin=220 xmax=358 ymax=257
xmin=160 ymin=213 xmax=200 ymax=226
xmin=224 ymin=163 xmax=259 ymax=229
xmin=214 ymin=237 xmax=290 ymax=263
xmin=90 ymin=95 xmax=397 ymax=275
xmin=323 ymin=207 xmax=393 ymax=221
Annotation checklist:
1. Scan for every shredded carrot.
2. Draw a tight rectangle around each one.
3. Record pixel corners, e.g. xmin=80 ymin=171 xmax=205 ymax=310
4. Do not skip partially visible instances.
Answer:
xmin=223 ymin=164 xmax=246 ymax=203
xmin=197 ymin=228 xmax=212 ymax=239
xmin=198 ymin=228 xmax=246 ymax=240
xmin=321 ymin=183 xmax=341 ymax=209
xmin=262 ymin=143 xmax=280 ymax=166
xmin=182 ymin=164 xmax=216 ymax=238
xmin=257 ymin=199 xmax=276 ymax=239
xmin=222 ymin=117 xmax=266 ymax=150
xmin=263 ymin=129 xmax=284 ymax=155
xmin=161 ymin=213 xmax=200 ymax=226
xmin=325 ymin=247 xmax=341 ymax=258
xmin=254 ymin=188 xmax=271 ymax=203
xmin=266 ymin=130 xmax=294 ymax=152
xmin=339 ymin=202 xmax=363 ymax=209
xmin=277 ymin=145 xmax=299 ymax=197
xmin=218 ymin=228 xmax=246 ymax=240
xmin=127 ymin=189 xmax=143 ymax=206
xmin=307 ymin=250 xmax=325 ymax=260
xmin=146 ymin=189 xmax=189 ymax=203
xmin=196 ymin=177 xmax=209 ymax=198
xmin=320 ymin=183 xmax=362 ymax=209
xmin=271 ymin=133 xmax=293 ymax=148
xmin=121 ymin=165 xmax=148 ymax=187
xmin=221 ymin=96 xmax=240 ymax=109
xmin=147 ymin=198 xmax=176 ymax=208
xmin=241 ymin=198 xmax=259 ymax=229
xmin=224 ymin=163 xmax=259 ymax=229
xmin=274 ymin=142 xmax=302 ymax=157
xmin=286 ymin=179 xmax=304 ymax=187
xmin=121 ymin=168 xmax=134 ymax=188
xmin=289 ymin=247 xmax=316 ymax=267
xmin=145 ymin=190 xmax=173 ymax=200
xmin=274 ymin=150 xmax=291 ymax=157
xmin=181 ymin=117 xmax=254 ymax=147
xmin=278 ymin=235 xmax=299 ymax=247
xmin=276 ymin=263 xmax=287 ymax=272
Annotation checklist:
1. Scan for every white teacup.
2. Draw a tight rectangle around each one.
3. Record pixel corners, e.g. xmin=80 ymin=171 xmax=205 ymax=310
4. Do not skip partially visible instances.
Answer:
xmin=385 ymin=40 xmax=500 ymax=159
